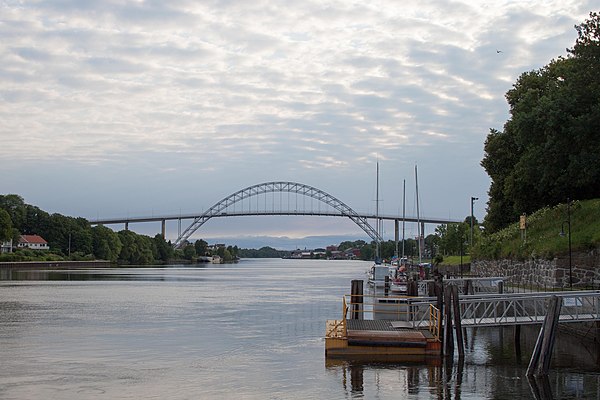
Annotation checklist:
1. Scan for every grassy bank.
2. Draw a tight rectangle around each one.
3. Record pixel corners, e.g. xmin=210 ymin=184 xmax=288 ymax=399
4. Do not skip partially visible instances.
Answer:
xmin=473 ymin=199 xmax=600 ymax=260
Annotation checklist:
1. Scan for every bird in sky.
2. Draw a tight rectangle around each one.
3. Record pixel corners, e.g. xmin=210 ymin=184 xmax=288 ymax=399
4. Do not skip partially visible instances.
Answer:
xmin=496 ymin=50 xmax=503 ymax=53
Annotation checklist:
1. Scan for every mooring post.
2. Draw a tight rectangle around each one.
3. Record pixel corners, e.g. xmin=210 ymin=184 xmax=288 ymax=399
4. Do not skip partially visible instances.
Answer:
xmin=435 ymin=279 xmax=444 ymax=343
xmin=527 ymin=295 xmax=562 ymax=376
xmin=384 ymin=275 xmax=389 ymax=296
xmin=451 ymin=284 xmax=464 ymax=357
xmin=515 ymin=325 xmax=522 ymax=361
xmin=443 ymin=285 xmax=454 ymax=357
xmin=350 ymin=280 xmax=364 ymax=320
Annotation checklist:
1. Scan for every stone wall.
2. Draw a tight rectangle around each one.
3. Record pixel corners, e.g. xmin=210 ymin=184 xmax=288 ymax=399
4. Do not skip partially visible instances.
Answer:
xmin=472 ymin=248 xmax=600 ymax=289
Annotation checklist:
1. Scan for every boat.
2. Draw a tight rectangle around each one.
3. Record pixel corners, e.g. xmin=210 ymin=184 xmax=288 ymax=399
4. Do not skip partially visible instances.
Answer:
xmin=367 ymin=262 xmax=391 ymax=288
xmin=389 ymin=257 xmax=409 ymax=294
xmin=390 ymin=271 xmax=408 ymax=294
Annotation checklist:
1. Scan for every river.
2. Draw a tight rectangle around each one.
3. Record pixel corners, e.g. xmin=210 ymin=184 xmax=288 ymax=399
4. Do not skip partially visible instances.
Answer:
xmin=0 ymin=259 xmax=598 ymax=399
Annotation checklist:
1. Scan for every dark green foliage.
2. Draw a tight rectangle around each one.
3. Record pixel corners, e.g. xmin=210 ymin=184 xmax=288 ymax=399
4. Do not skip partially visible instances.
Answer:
xmin=194 ymin=239 xmax=208 ymax=256
xmin=0 ymin=209 xmax=12 ymax=242
xmin=92 ymin=225 xmax=122 ymax=262
xmin=237 ymin=246 xmax=290 ymax=258
xmin=154 ymin=234 xmax=174 ymax=262
xmin=472 ymin=199 xmax=600 ymax=260
xmin=117 ymin=230 xmax=157 ymax=265
xmin=183 ymin=244 xmax=197 ymax=260
xmin=482 ymin=13 xmax=600 ymax=232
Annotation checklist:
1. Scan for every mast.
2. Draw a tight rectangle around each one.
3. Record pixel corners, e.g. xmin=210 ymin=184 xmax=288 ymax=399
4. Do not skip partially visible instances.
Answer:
xmin=415 ymin=165 xmax=422 ymax=265
xmin=375 ymin=161 xmax=380 ymax=261
xmin=402 ymin=178 xmax=406 ymax=258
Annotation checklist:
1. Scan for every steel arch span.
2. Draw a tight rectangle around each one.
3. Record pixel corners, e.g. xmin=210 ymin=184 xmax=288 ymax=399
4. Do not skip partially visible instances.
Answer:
xmin=173 ymin=181 xmax=382 ymax=248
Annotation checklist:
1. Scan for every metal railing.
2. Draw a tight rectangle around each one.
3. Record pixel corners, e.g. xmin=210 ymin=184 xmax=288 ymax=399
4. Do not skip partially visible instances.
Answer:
xmin=340 ymin=290 xmax=600 ymax=331
xmin=429 ymin=304 xmax=441 ymax=340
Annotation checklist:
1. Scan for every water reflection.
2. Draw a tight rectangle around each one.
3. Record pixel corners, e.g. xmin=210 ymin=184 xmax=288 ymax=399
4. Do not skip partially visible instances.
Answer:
xmin=528 ymin=375 xmax=554 ymax=400
xmin=1 ymin=261 xmax=599 ymax=399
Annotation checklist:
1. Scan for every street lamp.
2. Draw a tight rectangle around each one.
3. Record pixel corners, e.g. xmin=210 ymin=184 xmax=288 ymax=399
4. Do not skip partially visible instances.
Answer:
xmin=470 ymin=197 xmax=479 ymax=247
xmin=559 ymin=199 xmax=572 ymax=289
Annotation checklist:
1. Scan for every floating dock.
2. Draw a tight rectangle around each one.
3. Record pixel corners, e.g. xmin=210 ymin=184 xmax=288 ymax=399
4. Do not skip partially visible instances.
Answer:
xmin=326 ymin=319 xmax=441 ymax=359
xmin=325 ymin=289 xmax=442 ymax=360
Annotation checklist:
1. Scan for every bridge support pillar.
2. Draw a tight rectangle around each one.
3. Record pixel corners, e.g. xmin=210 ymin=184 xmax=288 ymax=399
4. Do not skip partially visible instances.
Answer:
xmin=161 ymin=220 xmax=166 ymax=239
xmin=125 ymin=222 xmax=129 ymax=231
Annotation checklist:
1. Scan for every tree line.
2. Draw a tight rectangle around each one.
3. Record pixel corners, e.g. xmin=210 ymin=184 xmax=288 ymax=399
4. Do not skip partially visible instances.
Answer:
xmin=482 ymin=12 xmax=600 ymax=232
xmin=1 ymin=193 xmax=482 ymax=263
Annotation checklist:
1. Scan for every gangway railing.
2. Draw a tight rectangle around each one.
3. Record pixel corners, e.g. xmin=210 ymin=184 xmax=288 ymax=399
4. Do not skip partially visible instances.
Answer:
xmin=416 ymin=277 xmax=505 ymax=296
xmin=458 ymin=290 xmax=600 ymax=327
xmin=343 ymin=290 xmax=600 ymax=331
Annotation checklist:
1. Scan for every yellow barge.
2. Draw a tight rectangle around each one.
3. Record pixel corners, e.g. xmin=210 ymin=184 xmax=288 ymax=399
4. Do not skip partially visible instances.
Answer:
xmin=325 ymin=295 xmax=442 ymax=360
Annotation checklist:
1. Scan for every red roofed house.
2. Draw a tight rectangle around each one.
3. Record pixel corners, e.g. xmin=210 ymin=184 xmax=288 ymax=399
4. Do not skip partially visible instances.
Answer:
xmin=18 ymin=235 xmax=49 ymax=250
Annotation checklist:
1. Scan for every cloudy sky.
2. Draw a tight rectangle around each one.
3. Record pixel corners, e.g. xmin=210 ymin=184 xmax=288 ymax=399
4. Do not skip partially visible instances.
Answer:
xmin=0 ymin=1 xmax=594 ymax=246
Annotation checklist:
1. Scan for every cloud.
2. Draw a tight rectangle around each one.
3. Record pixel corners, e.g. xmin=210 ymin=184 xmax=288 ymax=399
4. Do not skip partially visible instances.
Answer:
xmin=0 ymin=0 xmax=594 ymax=238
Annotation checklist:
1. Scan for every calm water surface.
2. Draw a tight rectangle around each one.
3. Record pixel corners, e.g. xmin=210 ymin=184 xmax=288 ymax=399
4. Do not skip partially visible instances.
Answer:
xmin=0 ymin=259 xmax=598 ymax=399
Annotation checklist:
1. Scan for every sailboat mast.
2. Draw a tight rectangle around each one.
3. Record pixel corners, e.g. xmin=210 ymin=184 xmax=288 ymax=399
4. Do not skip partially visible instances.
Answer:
xmin=375 ymin=161 xmax=380 ymax=260
xmin=402 ymin=178 xmax=406 ymax=258
xmin=415 ymin=165 xmax=422 ymax=264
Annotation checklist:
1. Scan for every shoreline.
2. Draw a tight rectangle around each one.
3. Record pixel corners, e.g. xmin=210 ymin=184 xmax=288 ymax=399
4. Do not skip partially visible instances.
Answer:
xmin=0 ymin=260 xmax=113 ymax=269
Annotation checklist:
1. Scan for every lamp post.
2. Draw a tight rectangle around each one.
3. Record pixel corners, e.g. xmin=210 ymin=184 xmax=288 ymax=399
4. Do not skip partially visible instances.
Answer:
xmin=559 ymin=199 xmax=572 ymax=289
xmin=470 ymin=197 xmax=479 ymax=247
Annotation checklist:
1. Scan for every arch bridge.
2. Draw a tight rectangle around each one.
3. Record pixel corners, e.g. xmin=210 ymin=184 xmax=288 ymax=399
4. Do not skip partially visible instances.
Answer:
xmin=90 ymin=181 xmax=462 ymax=248
xmin=174 ymin=181 xmax=382 ymax=248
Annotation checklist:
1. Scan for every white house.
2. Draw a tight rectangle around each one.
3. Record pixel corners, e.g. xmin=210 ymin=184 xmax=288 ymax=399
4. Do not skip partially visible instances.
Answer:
xmin=1 ymin=239 xmax=13 ymax=253
xmin=18 ymin=235 xmax=49 ymax=250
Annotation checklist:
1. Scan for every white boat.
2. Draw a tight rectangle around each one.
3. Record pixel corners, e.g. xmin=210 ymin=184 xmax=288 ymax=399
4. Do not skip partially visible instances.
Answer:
xmin=390 ymin=272 xmax=408 ymax=294
xmin=367 ymin=263 xmax=391 ymax=287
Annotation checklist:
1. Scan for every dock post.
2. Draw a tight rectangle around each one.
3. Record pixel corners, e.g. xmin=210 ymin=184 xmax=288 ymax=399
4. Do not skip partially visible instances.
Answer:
xmin=443 ymin=285 xmax=454 ymax=357
xmin=515 ymin=325 xmax=522 ymax=360
xmin=451 ymin=285 xmax=464 ymax=357
xmin=384 ymin=275 xmax=389 ymax=296
xmin=351 ymin=280 xmax=364 ymax=320
xmin=435 ymin=278 xmax=444 ymax=343
xmin=527 ymin=295 xmax=562 ymax=376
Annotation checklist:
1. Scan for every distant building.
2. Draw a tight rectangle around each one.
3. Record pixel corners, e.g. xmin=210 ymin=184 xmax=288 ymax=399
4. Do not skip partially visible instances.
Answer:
xmin=1 ymin=239 xmax=13 ymax=253
xmin=344 ymin=248 xmax=360 ymax=259
xmin=18 ymin=235 xmax=49 ymax=250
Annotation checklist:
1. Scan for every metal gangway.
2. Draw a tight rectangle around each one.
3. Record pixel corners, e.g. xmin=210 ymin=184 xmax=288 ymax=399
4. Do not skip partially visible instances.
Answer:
xmin=416 ymin=277 xmax=505 ymax=296
xmin=369 ymin=290 xmax=600 ymax=329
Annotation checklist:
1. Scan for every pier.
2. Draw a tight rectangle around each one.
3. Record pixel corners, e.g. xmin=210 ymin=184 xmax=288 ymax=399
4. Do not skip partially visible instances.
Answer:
xmin=325 ymin=279 xmax=600 ymax=360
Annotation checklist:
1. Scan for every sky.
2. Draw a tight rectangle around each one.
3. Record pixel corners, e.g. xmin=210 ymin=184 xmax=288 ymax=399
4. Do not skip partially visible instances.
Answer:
xmin=0 ymin=1 xmax=595 ymax=248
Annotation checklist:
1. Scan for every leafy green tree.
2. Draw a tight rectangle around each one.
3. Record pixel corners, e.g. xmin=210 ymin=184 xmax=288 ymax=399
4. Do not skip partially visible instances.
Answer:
xmin=0 ymin=194 xmax=27 ymax=228
xmin=482 ymin=13 xmax=600 ymax=232
xmin=154 ymin=234 xmax=173 ymax=262
xmin=0 ymin=209 xmax=12 ymax=242
xmin=91 ymin=225 xmax=122 ymax=261
xmin=435 ymin=222 xmax=468 ymax=255
xmin=118 ymin=230 xmax=156 ymax=264
xmin=194 ymin=239 xmax=208 ymax=256
xmin=183 ymin=244 xmax=197 ymax=260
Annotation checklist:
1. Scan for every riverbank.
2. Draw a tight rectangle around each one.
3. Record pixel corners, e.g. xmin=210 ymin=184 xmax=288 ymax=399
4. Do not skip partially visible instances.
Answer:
xmin=0 ymin=260 xmax=113 ymax=269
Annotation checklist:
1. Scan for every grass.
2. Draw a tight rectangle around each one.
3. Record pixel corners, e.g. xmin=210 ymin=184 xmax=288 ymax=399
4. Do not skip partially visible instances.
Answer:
xmin=473 ymin=198 xmax=600 ymax=260
xmin=440 ymin=255 xmax=471 ymax=266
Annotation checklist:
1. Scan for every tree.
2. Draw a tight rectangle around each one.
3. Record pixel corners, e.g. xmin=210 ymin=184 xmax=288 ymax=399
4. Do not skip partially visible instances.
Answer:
xmin=118 ymin=230 xmax=156 ymax=265
xmin=0 ymin=194 xmax=27 ymax=228
xmin=183 ymin=244 xmax=197 ymax=260
xmin=482 ymin=13 xmax=600 ymax=232
xmin=435 ymin=222 xmax=468 ymax=255
xmin=0 ymin=209 xmax=12 ymax=242
xmin=91 ymin=225 xmax=122 ymax=262
xmin=154 ymin=234 xmax=173 ymax=262
xmin=194 ymin=239 xmax=208 ymax=256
